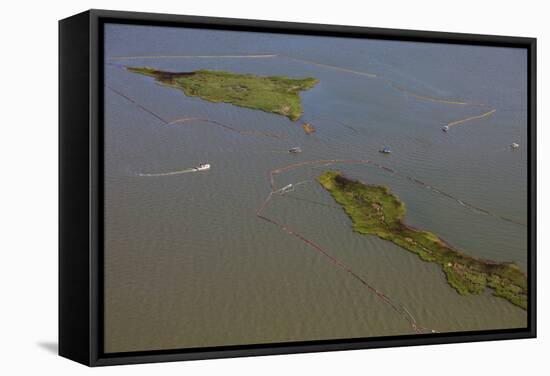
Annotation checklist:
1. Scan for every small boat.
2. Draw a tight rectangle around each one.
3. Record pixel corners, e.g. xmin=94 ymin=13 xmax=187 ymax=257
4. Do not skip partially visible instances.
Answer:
xmin=379 ymin=147 xmax=392 ymax=154
xmin=289 ymin=147 xmax=302 ymax=153
xmin=511 ymin=142 xmax=520 ymax=149
xmin=194 ymin=163 xmax=211 ymax=171
xmin=279 ymin=184 xmax=294 ymax=194
xmin=442 ymin=125 xmax=449 ymax=132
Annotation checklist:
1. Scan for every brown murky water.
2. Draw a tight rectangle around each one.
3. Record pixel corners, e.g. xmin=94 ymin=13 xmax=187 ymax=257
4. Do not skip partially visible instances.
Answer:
xmin=103 ymin=24 xmax=528 ymax=353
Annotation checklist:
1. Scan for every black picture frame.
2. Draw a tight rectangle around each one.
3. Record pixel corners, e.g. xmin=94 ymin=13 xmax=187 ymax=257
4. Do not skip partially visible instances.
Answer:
xmin=59 ymin=9 xmax=537 ymax=367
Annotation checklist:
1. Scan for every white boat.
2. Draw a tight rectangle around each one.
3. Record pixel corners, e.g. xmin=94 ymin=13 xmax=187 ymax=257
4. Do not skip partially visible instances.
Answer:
xmin=289 ymin=147 xmax=302 ymax=153
xmin=278 ymin=184 xmax=294 ymax=194
xmin=194 ymin=163 xmax=211 ymax=171
xmin=511 ymin=142 xmax=520 ymax=149
xmin=442 ymin=125 xmax=449 ymax=132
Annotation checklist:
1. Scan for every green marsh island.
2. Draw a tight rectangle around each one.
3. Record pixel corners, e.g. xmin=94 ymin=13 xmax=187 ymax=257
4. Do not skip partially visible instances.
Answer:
xmin=127 ymin=67 xmax=319 ymax=121
xmin=318 ymin=171 xmax=527 ymax=309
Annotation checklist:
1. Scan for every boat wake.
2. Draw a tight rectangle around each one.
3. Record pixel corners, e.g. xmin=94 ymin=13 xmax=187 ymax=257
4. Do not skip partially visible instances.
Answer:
xmin=107 ymin=53 xmax=524 ymax=335
xmin=138 ymin=163 xmax=210 ymax=177
xmin=137 ymin=168 xmax=197 ymax=177
xmin=107 ymin=86 xmax=283 ymax=139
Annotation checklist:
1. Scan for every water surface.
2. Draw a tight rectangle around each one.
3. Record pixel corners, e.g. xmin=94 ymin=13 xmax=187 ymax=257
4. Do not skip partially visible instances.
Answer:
xmin=104 ymin=24 xmax=528 ymax=353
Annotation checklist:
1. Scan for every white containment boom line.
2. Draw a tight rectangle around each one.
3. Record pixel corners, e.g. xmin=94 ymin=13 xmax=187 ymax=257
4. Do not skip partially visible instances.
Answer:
xmin=447 ymin=109 xmax=497 ymax=128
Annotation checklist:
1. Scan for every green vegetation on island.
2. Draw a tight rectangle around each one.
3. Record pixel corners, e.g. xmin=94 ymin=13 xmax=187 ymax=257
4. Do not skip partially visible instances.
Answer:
xmin=318 ymin=171 xmax=527 ymax=310
xmin=126 ymin=67 xmax=319 ymax=121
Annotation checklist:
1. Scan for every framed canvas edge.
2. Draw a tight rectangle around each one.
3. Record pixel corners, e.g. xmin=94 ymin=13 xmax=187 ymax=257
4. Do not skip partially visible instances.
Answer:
xmin=81 ymin=9 xmax=536 ymax=367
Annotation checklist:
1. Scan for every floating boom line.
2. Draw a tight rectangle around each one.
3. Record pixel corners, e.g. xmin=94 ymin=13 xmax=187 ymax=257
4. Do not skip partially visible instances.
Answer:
xmin=313 ymin=134 xmax=525 ymax=227
xmin=169 ymin=117 xmax=282 ymax=138
xmin=108 ymin=54 xmax=278 ymax=60
xmin=111 ymin=52 xmax=498 ymax=131
xmin=107 ymin=55 xmax=513 ymax=330
xmin=111 ymin=82 xmax=523 ymax=226
xmin=283 ymin=56 xmax=378 ymax=78
xmin=107 ymin=85 xmax=170 ymax=124
xmin=367 ymin=160 xmax=524 ymax=226
xmin=282 ymin=55 xmax=497 ymax=130
xmin=257 ymin=159 xmax=437 ymax=334
xmin=389 ymin=82 xmax=484 ymax=106
xmin=446 ymin=108 xmax=497 ymax=128
xmin=109 ymin=59 xmax=518 ymax=225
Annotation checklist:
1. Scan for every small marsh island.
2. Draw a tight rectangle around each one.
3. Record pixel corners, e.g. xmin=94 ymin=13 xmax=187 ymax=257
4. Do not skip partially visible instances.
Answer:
xmin=318 ymin=171 xmax=527 ymax=309
xmin=127 ymin=67 xmax=319 ymax=121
